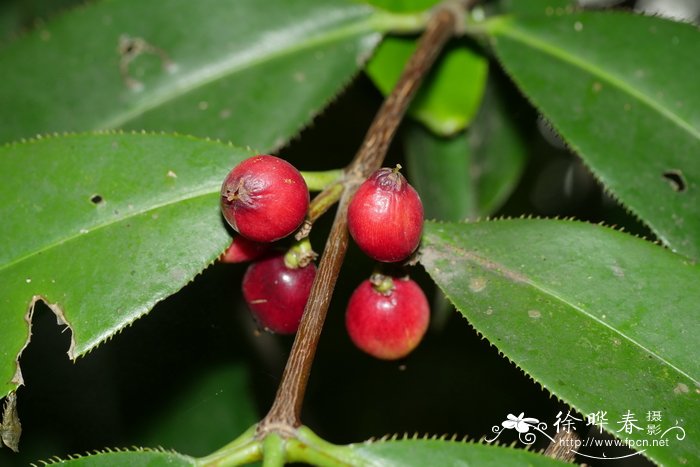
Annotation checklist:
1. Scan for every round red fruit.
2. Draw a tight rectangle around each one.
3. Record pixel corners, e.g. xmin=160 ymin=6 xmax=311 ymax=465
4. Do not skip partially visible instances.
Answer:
xmin=345 ymin=276 xmax=429 ymax=360
xmin=347 ymin=167 xmax=423 ymax=262
xmin=242 ymin=254 xmax=316 ymax=334
xmin=219 ymin=236 xmax=270 ymax=264
xmin=221 ymin=155 xmax=309 ymax=243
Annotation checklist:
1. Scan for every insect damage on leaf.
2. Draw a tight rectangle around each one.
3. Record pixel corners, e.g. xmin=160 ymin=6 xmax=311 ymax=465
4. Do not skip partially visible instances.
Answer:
xmin=118 ymin=34 xmax=176 ymax=91
xmin=1 ymin=392 xmax=21 ymax=452
xmin=11 ymin=297 xmax=77 ymax=390
xmin=662 ymin=169 xmax=687 ymax=193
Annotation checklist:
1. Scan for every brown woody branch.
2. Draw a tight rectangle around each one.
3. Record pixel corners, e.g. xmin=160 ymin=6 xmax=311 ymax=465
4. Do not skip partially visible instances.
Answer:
xmin=257 ymin=4 xmax=462 ymax=437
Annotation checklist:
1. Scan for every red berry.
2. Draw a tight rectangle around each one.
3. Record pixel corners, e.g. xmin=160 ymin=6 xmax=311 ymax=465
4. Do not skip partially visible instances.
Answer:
xmin=347 ymin=167 xmax=423 ymax=262
xmin=221 ymin=155 xmax=309 ymax=243
xmin=219 ymin=236 xmax=270 ymax=263
xmin=242 ymin=254 xmax=316 ymax=334
xmin=345 ymin=275 xmax=429 ymax=360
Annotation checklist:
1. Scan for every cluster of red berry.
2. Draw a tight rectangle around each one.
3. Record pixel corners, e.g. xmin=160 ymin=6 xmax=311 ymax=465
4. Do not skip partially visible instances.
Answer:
xmin=219 ymin=155 xmax=429 ymax=360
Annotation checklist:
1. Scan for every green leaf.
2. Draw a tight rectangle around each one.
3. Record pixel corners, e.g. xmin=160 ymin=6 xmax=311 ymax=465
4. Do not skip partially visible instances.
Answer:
xmin=497 ymin=0 xmax=577 ymax=16
xmin=136 ymin=364 xmax=257 ymax=457
xmin=485 ymin=12 xmax=700 ymax=259
xmin=0 ymin=2 xmax=25 ymax=42
xmin=404 ymin=83 xmax=527 ymax=329
xmin=348 ymin=439 xmax=569 ymax=466
xmin=404 ymin=81 xmax=527 ymax=221
xmin=467 ymin=80 xmax=528 ymax=215
xmin=0 ymin=0 xmax=82 ymax=42
xmin=38 ymin=448 xmax=196 ymax=466
xmin=0 ymin=0 xmax=383 ymax=150
xmin=0 ymin=133 xmax=251 ymax=399
xmin=405 ymin=123 xmax=476 ymax=221
xmin=420 ymin=219 xmax=700 ymax=466
xmin=367 ymin=37 xmax=488 ymax=135
xmin=362 ymin=0 xmax=440 ymax=13
xmin=286 ymin=426 xmax=568 ymax=466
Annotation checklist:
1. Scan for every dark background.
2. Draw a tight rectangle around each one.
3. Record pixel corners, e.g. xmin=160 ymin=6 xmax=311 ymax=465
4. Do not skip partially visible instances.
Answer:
xmin=3 ymin=0 xmax=697 ymax=465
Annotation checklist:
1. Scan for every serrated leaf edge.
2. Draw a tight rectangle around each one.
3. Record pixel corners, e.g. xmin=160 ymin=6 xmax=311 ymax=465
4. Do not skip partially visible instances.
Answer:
xmin=0 ymin=129 xmax=248 ymax=151
xmin=487 ymin=11 xmax=699 ymax=140
xmin=419 ymin=218 xmax=696 ymax=465
xmin=423 ymin=214 xmax=659 ymax=246
xmin=351 ymin=433 xmax=570 ymax=464
xmin=484 ymin=12 xmax=699 ymax=258
xmin=5 ymin=245 xmax=225 ymax=404
xmin=2 ymin=131 xmax=244 ymax=399
xmin=270 ymin=32 xmax=382 ymax=152
xmin=421 ymin=218 xmax=697 ymax=384
xmin=30 ymin=445 xmax=193 ymax=466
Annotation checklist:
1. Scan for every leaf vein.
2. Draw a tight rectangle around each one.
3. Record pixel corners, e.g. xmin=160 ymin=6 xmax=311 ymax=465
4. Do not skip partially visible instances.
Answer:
xmin=98 ymin=12 xmax=379 ymax=130
xmin=429 ymin=241 xmax=698 ymax=386
xmin=0 ymin=186 xmax=218 ymax=275
xmin=495 ymin=21 xmax=700 ymax=141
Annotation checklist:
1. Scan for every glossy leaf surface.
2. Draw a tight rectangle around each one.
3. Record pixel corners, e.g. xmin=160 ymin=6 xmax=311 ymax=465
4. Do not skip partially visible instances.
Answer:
xmin=0 ymin=133 xmax=251 ymax=398
xmin=420 ymin=219 xmax=699 ymax=466
xmin=348 ymin=439 xmax=568 ymax=466
xmin=364 ymin=0 xmax=439 ymax=13
xmin=486 ymin=12 xmax=700 ymax=259
xmin=287 ymin=428 xmax=570 ymax=466
xmin=467 ymin=81 xmax=528 ymax=215
xmin=404 ymin=81 xmax=526 ymax=222
xmin=498 ymin=0 xmax=576 ymax=16
xmin=40 ymin=449 xmax=196 ymax=466
xmin=367 ymin=37 xmax=488 ymax=135
xmin=0 ymin=0 xmax=383 ymax=150
xmin=405 ymin=123 xmax=476 ymax=221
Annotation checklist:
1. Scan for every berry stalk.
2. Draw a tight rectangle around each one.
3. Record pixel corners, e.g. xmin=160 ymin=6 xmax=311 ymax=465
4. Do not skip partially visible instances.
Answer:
xmin=299 ymin=169 xmax=343 ymax=192
xmin=258 ymin=4 xmax=463 ymax=436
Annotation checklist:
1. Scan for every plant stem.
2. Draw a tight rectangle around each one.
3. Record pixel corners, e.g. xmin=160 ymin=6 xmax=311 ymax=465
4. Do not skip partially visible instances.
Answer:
xmin=295 ymin=181 xmax=345 ymax=240
xmin=197 ymin=425 xmax=261 ymax=467
xmin=286 ymin=426 xmax=368 ymax=466
xmin=261 ymin=433 xmax=286 ymax=467
xmin=257 ymin=4 xmax=461 ymax=436
xmin=300 ymin=169 xmax=344 ymax=191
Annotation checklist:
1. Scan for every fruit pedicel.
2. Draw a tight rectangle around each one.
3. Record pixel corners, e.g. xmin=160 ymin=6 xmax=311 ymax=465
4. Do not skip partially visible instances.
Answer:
xmin=220 ymin=156 xmax=429 ymax=359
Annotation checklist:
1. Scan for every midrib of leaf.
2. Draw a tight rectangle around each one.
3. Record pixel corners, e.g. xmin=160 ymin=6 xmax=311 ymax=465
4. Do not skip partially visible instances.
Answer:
xmin=98 ymin=13 xmax=381 ymax=130
xmin=487 ymin=17 xmax=700 ymax=141
xmin=532 ymin=276 xmax=696 ymax=384
xmin=428 ymin=240 xmax=698 ymax=385
xmin=0 ymin=186 xmax=218 ymax=275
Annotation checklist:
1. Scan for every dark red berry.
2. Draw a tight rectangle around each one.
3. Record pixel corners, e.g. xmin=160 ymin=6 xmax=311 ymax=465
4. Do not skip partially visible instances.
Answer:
xmin=242 ymin=254 xmax=316 ymax=334
xmin=221 ymin=155 xmax=309 ymax=243
xmin=347 ymin=166 xmax=423 ymax=262
xmin=219 ymin=236 xmax=270 ymax=263
xmin=345 ymin=275 xmax=429 ymax=360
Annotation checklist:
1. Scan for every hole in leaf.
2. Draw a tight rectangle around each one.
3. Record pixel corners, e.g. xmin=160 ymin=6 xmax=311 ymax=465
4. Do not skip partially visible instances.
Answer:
xmin=90 ymin=194 xmax=104 ymax=204
xmin=662 ymin=170 xmax=686 ymax=192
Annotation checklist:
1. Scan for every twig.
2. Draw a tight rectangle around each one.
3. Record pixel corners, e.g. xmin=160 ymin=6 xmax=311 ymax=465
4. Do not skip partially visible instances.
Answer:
xmin=257 ymin=4 xmax=462 ymax=436
xmin=544 ymin=429 xmax=579 ymax=462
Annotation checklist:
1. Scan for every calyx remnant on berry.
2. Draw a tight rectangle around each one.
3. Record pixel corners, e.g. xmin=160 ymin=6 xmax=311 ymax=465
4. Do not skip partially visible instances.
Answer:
xmin=347 ymin=166 xmax=424 ymax=263
xmin=220 ymin=155 xmax=309 ymax=243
